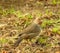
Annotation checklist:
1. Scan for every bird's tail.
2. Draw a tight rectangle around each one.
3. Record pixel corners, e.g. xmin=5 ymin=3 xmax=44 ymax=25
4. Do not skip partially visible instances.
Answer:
xmin=13 ymin=37 xmax=23 ymax=48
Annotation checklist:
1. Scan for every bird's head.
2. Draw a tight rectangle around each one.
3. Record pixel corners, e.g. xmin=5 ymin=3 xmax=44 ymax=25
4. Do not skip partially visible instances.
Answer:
xmin=33 ymin=17 xmax=43 ymax=25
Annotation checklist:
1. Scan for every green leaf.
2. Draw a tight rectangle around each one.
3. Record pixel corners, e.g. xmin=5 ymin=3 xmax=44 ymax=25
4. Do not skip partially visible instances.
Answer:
xmin=0 ymin=38 xmax=8 ymax=44
xmin=15 ymin=11 xmax=23 ymax=18
xmin=38 ymin=37 xmax=47 ymax=44
xmin=9 ymin=8 xmax=16 ymax=14
xmin=52 ymin=27 xmax=59 ymax=33
xmin=25 ymin=13 xmax=33 ymax=19
xmin=52 ymin=0 xmax=57 ymax=4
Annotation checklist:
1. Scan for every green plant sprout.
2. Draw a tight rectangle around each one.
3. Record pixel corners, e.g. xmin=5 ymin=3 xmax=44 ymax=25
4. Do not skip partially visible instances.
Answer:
xmin=0 ymin=38 xmax=8 ymax=44
xmin=52 ymin=0 xmax=57 ymax=5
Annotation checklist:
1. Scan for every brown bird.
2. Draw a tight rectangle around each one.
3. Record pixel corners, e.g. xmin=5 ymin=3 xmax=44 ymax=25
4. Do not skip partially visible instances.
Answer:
xmin=13 ymin=17 xmax=42 ymax=48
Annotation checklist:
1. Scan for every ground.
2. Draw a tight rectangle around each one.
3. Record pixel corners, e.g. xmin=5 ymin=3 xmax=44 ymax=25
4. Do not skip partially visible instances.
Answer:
xmin=0 ymin=0 xmax=60 ymax=53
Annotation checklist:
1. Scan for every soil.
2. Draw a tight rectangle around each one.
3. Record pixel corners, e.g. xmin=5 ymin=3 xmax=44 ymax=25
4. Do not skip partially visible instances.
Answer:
xmin=0 ymin=0 xmax=60 ymax=53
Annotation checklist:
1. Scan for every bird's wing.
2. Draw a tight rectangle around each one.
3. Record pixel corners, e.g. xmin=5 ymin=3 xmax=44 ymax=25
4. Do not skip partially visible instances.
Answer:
xmin=19 ymin=23 xmax=37 ymax=36
xmin=20 ymin=33 xmax=40 ymax=39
